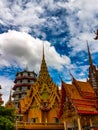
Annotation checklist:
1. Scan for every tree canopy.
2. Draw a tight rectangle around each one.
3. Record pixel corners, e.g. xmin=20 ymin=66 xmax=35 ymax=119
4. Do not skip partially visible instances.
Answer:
xmin=0 ymin=105 xmax=15 ymax=130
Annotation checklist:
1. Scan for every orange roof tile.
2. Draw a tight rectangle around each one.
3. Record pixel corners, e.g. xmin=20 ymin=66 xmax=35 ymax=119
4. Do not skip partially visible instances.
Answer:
xmin=77 ymin=81 xmax=94 ymax=93
xmin=62 ymin=81 xmax=98 ymax=115
xmin=64 ymin=83 xmax=82 ymax=100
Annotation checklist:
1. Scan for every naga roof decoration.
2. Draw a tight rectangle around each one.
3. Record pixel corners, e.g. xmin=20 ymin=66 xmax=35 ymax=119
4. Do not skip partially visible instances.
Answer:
xmin=20 ymin=45 xmax=60 ymax=113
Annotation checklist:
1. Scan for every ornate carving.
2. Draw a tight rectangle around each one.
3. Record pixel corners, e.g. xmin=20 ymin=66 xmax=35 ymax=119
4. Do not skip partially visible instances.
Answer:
xmin=62 ymin=98 xmax=75 ymax=119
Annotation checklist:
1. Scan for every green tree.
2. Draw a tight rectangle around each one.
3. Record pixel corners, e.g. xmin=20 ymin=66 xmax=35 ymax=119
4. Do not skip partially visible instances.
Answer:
xmin=0 ymin=105 xmax=15 ymax=130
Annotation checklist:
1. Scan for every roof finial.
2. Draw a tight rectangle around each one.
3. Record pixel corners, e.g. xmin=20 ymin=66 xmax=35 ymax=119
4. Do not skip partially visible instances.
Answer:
xmin=69 ymin=70 xmax=76 ymax=82
xmin=69 ymin=69 xmax=73 ymax=78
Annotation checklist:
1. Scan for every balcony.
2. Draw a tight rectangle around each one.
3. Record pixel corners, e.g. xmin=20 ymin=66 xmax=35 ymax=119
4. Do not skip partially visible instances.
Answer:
xmin=13 ymin=83 xmax=31 ymax=90
xmin=14 ymin=76 xmax=36 ymax=83
xmin=16 ymin=121 xmax=64 ymax=130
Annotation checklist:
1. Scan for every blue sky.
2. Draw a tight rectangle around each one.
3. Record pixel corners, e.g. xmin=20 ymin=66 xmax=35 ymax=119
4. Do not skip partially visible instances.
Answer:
xmin=0 ymin=0 xmax=98 ymax=103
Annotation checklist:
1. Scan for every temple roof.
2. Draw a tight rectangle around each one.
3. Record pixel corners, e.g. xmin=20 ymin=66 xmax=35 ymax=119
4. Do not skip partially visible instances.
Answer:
xmin=64 ymin=83 xmax=82 ymax=100
xmin=77 ymin=81 xmax=94 ymax=92
xmin=60 ymin=80 xmax=98 ymax=116
xmin=20 ymin=44 xmax=60 ymax=113
xmin=72 ymin=76 xmax=95 ymax=99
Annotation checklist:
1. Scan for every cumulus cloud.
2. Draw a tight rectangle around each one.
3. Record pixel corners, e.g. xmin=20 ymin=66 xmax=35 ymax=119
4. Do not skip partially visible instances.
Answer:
xmin=0 ymin=0 xmax=60 ymax=34
xmin=65 ymin=0 xmax=98 ymax=54
xmin=0 ymin=30 xmax=71 ymax=71
xmin=0 ymin=0 xmax=44 ymax=25
xmin=0 ymin=0 xmax=69 ymax=40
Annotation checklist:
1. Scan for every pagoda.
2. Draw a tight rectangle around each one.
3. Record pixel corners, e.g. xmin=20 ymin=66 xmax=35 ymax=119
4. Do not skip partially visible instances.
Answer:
xmin=13 ymin=69 xmax=37 ymax=108
xmin=0 ymin=85 xmax=3 ymax=105
xmin=18 ymin=45 xmax=64 ymax=130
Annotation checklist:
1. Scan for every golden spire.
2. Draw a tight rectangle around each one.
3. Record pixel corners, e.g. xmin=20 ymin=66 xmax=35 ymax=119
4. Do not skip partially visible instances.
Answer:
xmin=37 ymin=42 xmax=52 ymax=86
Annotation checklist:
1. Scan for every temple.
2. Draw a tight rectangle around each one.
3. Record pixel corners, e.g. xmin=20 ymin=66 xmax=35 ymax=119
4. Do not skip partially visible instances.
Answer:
xmin=58 ymin=44 xmax=98 ymax=130
xmin=13 ymin=69 xmax=37 ymax=108
xmin=17 ymin=45 xmax=64 ymax=130
xmin=58 ymin=78 xmax=98 ymax=130
xmin=3 ymin=42 xmax=98 ymax=130
xmin=0 ymin=85 xmax=3 ymax=105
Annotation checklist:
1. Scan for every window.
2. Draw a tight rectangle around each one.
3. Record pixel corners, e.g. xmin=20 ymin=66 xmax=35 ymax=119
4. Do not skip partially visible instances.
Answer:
xmin=55 ymin=118 xmax=59 ymax=124
xmin=23 ymin=72 xmax=28 ymax=76
xmin=19 ymin=94 xmax=21 ymax=98
xmin=32 ymin=118 xmax=36 ymax=123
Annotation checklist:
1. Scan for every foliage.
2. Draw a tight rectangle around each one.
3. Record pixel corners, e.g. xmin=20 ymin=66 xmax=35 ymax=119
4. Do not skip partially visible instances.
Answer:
xmin=0 ymin=105 xmax=15 ymax=130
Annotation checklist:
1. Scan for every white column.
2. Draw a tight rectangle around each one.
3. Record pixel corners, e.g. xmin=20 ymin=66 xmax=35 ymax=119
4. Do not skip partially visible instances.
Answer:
xmin=90 ymin=118 xmax=94 ymax=130
xmin=64 ymin=121 xmax=67 ymax=130
xmin=77 ymin=117 xmax=82 ymax=130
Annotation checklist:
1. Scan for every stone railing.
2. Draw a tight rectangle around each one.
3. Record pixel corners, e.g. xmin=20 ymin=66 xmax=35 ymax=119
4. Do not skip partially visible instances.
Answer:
xmin=16 ymin=121 xmax=64 ymax=130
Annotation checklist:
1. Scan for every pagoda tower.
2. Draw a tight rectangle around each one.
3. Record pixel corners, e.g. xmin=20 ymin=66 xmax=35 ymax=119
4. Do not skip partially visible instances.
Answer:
xmin=19 ymin=45 xmax=63 ymax=130
xmin=87 ymin=42 xmax=98 ymax=108
xmin=87 ymin=43 xmax=98 ymax=88
xmin=0 ymin=85 xmax=3 ymax=105
xmin=13 ymin=69 xmax=37 ymax=108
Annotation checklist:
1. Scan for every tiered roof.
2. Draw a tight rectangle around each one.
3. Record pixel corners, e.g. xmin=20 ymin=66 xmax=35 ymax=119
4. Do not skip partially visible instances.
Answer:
xmin=59 ymin=78 xmax=98 ymax=117
xmin=20 ymin=45 xmax=60 ymax=113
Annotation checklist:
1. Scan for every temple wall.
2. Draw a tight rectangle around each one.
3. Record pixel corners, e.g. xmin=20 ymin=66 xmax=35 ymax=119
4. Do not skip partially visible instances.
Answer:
xmin=27 ymin=108 xmax=41 ymax=123
xmin=23 ymin=114 xmax=28 ymax=122
xmin=48 ymin=108 xmax=59 ymax=123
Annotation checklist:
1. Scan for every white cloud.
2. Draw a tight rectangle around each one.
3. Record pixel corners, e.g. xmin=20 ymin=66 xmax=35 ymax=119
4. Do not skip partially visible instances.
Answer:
xmin=0 ymin=0 xmax=45 ymax=33
xmin=0 ymin=30 xmax=71 ymax=72
xmin=64 ymin=0 xmax=98 ymax=54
